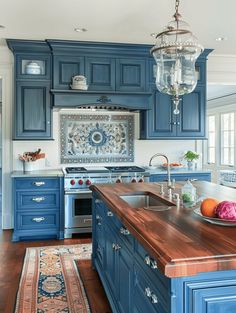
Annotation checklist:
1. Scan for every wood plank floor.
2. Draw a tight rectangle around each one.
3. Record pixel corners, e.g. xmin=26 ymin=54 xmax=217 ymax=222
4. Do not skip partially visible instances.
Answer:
xmin=0 ymin=230 xmax=111 ymax=313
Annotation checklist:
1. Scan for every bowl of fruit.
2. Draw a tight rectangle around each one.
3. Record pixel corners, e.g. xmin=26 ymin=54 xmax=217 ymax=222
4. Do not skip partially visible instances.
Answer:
xmin=194 ymin=198 xmax=236 ymax=226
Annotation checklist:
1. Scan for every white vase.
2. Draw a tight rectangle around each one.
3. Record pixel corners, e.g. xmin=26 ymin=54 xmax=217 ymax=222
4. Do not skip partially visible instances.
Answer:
xmin=23 ymin=161 xmax=35 ymax=172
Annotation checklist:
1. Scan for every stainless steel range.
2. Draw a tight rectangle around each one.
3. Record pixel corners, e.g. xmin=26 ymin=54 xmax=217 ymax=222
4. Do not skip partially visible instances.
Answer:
xmin=63 ymin=166 xmax=149 ymax=238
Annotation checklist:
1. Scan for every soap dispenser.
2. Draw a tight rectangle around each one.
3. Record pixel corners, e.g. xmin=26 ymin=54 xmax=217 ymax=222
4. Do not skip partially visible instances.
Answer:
xmin=181 ymin=180 xmax=196 ymax=206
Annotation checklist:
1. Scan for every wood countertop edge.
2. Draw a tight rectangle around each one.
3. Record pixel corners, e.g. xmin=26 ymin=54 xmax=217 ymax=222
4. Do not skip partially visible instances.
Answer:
xmin=91 ymin=184 xmax=236 ymax=278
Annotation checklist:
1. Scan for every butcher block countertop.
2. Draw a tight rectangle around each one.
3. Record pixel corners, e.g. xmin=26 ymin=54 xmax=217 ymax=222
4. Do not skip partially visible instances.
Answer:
xmin=91 ymin=181 xmax=236 ymax=278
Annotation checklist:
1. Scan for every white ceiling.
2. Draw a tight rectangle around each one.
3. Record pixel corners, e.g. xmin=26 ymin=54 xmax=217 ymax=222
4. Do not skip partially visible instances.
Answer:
xmin=0 ymin=0 xmax=236 ymax=55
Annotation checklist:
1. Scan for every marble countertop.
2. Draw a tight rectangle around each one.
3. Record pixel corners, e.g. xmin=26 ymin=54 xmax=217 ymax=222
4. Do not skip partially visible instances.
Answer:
xmin=11 ymin=169 xmax=63 ymax=177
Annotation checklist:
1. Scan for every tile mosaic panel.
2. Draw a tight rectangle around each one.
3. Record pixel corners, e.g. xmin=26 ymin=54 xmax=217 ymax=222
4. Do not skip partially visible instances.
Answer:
xmin=60 ymin=114 xmax=134 ymax=163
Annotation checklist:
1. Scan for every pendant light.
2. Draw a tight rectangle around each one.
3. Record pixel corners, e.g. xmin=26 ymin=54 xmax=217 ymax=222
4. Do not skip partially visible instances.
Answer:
xmin=151 ymin=0 xmax=203 ymax=114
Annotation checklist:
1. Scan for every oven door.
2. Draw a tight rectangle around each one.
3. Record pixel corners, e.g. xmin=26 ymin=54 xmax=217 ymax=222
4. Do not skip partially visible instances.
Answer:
xmin=65 ymin=191 xmax=92 ymax=229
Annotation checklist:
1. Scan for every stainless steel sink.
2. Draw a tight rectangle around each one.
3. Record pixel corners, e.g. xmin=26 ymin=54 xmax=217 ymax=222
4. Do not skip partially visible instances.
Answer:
xmin=119 ymin=192 xmax=175 ymax=211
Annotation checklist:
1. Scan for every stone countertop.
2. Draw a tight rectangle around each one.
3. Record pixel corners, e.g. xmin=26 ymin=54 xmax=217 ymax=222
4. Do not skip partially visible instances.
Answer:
xmin=144 ymin=167 xmax=212 ymax=174
xmin=11 ymin=169 xmax=64 ymax=177
xmin=91 ymin=181 xmax=236 ymax=278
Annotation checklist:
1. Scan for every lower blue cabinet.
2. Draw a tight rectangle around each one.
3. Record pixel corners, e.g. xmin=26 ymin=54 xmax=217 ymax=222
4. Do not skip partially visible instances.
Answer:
xmin=92 ymin=193 xmax=236 ymax=313
xmin=12 ymin=176 xmax=64 ymax=241
xmin=150 ymin=172 xmax=211 ymax=183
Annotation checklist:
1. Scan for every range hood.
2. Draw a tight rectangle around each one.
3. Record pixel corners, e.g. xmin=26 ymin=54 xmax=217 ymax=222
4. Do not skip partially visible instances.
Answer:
xmin=51 ymin=89 xmax=152 ymax=111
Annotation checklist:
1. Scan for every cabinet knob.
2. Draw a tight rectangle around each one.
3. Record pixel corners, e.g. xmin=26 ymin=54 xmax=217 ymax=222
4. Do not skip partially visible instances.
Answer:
xmin=95 ymin=199 xmax=102 ymax=204
xmin=32 ymin=217 xmax=45 ymax=223
xmin=96 ymin=215 xmax=102 ymax=225
xmin=107 ymin=211 xmax=113 ymax=217
xmin=32 ymin=197 xmax=45 ymax=202
xmin=33 ymin=181 xmax=45 ymax=187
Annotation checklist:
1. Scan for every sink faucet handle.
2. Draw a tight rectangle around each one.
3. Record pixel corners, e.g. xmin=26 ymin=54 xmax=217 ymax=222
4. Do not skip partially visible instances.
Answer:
xmin=173 ymin=193 xmax=180 ymax=204
xmin=171 ymin=178 xmax=175 ymax=189
xmin=159 ymin=184 xmax=164 ymax=195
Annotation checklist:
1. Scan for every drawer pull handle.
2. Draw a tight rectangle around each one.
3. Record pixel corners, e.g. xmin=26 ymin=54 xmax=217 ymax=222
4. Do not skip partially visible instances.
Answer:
xmin=112 ymin=243 xmax=121 ymax=251
xmin=145 ymin=287 xmax=159 ymax=304
xmin=32 ymin=217 xmax=45 ymax=223
xmin=107 ymin=211 xmax=113 ymax=217
xmin=151 ymin=293 xmax=159 ymax=304
xmin=33 ymin=182 xmax=45 ymax=187
xmin=145 ymin=287 xmax=151 ymax=298
xmin=144 ymin=255 xmax=158 ymax=269
xmin=32 ymin=197 xmax=45 ymax=202
xmin=120 ymin=227 xmax=130 ymax=235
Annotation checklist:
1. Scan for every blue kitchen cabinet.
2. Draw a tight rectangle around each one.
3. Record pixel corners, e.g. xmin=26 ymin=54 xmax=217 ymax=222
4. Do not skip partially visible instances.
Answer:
xmin=116 ymin=58 xmax=147 ymax=92
xmin=12 ymin=176 xmax=64 ymax=242
xmin=140 ymin=87 xmax=206 ymax=139
xmin=150 ymin=172 xmax=211 ymax=182
xmin=93 ymin=191 xmax=236 ymax=313
xmin=140 ymin=50 xmax=212 ymax=139
xmin=7 ymin=39 xmax=53 ymax=140
xmin=53 ymin=55 xmax=85 ymax=89
xmin=86 ymin=57 xmax=116 ymax=91
xmin=15 ymin=81 xmax=52 ymax=139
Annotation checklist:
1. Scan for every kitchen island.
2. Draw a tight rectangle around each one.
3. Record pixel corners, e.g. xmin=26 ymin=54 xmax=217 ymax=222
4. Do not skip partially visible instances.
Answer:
xmin=91 ymin=181 xmax=236 ymax=313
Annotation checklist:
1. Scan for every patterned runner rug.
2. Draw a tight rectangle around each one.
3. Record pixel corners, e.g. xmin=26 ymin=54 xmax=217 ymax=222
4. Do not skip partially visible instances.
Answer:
xmin=15 ymin=244 xmax=92 ymax=313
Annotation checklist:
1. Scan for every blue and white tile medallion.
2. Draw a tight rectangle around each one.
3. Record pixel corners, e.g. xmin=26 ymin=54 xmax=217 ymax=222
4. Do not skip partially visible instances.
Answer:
xmin=60 ymin=114 xmax=134 ymax=163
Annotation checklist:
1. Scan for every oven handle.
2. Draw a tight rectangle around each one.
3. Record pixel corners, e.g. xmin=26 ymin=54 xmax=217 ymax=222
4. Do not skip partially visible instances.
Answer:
xmin=65 ymin=190 xmax=92 ymax=195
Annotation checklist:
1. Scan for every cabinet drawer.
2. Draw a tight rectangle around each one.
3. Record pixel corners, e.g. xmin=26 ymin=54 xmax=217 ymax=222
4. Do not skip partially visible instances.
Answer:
xmin=105 ymin=205 xmax=134 ymax=248
xmin=134 ymin=263 xmax=170 ymax=313
xmin=135 ymin=240 xmax=170 ymax=291
xmin=16 ymin=211 xmax=59 ymax=230
xmin=16 ymin=191 xmax=59 ymax=210
xmin=15 ymin=178 xmax=60 ymax=190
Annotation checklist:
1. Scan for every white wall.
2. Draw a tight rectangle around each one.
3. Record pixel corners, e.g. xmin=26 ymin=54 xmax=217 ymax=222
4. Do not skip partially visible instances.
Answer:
xmin=12 ymin=110 xmax=196 ymax=170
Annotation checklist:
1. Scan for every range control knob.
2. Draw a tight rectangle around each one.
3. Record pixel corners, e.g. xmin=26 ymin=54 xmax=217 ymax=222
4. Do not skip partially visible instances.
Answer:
xmin=78 ymin=179 xmax=84 ymax=185
xmin=131 ymin=178 xmax=137 ymax=183
xmin=139 ymin=177 xmax=144 ymax=183
xmin=70 ymin=179 xmax=76 ymax=186
xmin=86 ymin=179 xmax=92 ymax=186
xmin=116 ymin=178 xmax=122 ymax=183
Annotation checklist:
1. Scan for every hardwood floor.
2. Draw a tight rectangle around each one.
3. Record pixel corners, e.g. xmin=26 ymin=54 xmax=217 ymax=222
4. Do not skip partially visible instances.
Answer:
xmin=0 ymin=230 xmax=111 ymax=313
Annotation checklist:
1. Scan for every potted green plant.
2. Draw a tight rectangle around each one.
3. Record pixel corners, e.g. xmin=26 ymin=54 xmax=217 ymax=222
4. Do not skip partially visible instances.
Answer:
xmin=183 ymin=150 xmax=199 ymax=170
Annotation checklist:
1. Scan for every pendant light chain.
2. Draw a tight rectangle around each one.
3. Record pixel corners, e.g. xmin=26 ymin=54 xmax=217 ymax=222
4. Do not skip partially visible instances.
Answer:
xmin=174 ymin=0 xmax=181 ymax=21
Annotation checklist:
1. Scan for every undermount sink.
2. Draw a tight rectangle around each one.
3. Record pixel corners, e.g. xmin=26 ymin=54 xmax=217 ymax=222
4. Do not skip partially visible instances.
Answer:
xmin=119 ymin=192 xmax=176 ymax=211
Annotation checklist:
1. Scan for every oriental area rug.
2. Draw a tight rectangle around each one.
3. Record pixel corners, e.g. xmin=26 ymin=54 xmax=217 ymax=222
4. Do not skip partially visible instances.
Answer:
xmin=15 ymin=244 xmax=92 ymax=313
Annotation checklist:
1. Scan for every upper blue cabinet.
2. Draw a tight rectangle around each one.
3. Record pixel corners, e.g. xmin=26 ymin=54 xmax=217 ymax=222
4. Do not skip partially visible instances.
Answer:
xmin=7 ymin=40 xmax=53 ymax=140
xmin=140 ymin=49 xmax=212 ymax=139
xmin=47 ymin=40 xmax=149 ymax=93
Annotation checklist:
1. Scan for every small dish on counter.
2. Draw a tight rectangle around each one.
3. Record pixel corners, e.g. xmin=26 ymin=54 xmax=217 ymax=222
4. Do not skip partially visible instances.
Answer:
xmin=160 ymin=163 xmax=184 ymax=170
xmin=194 ymin=207 xmax=236 ymax=226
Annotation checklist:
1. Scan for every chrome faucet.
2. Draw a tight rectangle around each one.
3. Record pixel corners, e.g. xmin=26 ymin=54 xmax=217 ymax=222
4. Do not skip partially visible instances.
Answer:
xmin=149 ymin=153 xmax=172 ymax=193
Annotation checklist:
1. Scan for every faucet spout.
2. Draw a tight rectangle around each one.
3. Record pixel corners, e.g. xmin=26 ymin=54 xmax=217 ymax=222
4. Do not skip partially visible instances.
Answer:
xmin=149 ymin=153 xmax=171 ymax=188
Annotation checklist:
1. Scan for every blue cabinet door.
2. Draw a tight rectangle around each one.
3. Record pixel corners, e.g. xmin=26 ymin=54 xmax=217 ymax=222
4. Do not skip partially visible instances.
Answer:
xmin=177 ymin=86 xmax=206 ymax=138
xmin=147 ymin=92 xmax=176 ymax=138
xmin=15 ymin=81 xmax=52 ymax=139
xmin=53 ymin=55 xmax=85 ymax=89
xmin=192 ymin=286 xmax=236 ymax=313
xmin=86 ymin=57 xmax=115 ymax=91
xmin=117 ymin=243 xmax=133 ymax=313
xmin=116 ymin=58 xmax=146 ymax=92
xmin=104 ymin=225 xmax=117 ymax=296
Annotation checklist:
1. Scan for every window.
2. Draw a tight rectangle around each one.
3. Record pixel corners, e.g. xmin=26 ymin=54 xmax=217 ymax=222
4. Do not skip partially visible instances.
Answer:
xmin=207 ymin=115 xmax=216 ymax=163
xmin=221 ymin=112 xmax=234 ymax=166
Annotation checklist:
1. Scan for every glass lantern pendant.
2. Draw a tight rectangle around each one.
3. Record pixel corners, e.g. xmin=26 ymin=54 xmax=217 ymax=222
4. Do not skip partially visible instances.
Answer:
xmin=151 ymin=0 xmax=203 ymax=114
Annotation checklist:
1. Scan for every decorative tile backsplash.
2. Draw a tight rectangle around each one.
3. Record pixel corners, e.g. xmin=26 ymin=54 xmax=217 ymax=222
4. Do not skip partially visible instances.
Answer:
xmin=60 ymin=113 xmax=134 ymax=163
